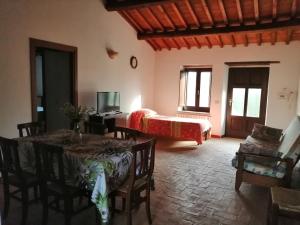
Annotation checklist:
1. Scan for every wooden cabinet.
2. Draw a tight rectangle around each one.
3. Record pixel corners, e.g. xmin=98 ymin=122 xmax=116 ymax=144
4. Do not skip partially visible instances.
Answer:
xmin=89 ymin=113 xmax=129 ymax=133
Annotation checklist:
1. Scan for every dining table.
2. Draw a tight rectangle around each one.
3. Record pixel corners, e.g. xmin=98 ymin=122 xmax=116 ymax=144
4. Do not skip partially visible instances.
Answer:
xmin=17 ymin=129 xmax=137 ymax=225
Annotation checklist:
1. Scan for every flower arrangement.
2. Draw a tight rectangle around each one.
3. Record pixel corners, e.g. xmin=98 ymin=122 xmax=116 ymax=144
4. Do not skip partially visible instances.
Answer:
xmin=61 ymin=103 xmax=94 ymax=132
xmin=62 ymin=103 xmax=93 ymax=122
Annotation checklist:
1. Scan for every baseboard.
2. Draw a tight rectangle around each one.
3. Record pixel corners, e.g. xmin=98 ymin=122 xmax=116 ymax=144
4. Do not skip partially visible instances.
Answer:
xmin=211 ymin=134 xmax=225 ymax=138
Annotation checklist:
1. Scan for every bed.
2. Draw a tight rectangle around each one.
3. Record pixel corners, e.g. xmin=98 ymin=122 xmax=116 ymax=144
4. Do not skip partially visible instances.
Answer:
xmin=128 ymin=109 xmax=212 ymax=144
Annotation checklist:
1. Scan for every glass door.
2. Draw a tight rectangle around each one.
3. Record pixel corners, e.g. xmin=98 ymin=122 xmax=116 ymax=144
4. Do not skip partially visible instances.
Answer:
xmin=226 ymin=68 xmax=269 ymax=138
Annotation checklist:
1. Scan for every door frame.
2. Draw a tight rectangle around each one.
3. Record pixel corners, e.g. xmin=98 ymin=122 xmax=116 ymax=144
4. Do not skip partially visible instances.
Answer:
xmin=29 ymin=38 xmax=78 ymax=121
xmin=225 ymin=67 xmax=269 ymax=138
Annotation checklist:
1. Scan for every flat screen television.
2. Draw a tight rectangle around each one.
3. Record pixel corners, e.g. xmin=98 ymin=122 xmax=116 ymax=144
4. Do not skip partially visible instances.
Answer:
xmin=97 ymin=92 xmax=120 ymax=113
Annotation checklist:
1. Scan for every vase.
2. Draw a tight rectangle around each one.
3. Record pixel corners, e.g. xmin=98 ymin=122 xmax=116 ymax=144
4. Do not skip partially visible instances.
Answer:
xmin=73 ymin=121 xmax=81 ymax=133
xmin=71 ymin=121 xmax=82 ymax=144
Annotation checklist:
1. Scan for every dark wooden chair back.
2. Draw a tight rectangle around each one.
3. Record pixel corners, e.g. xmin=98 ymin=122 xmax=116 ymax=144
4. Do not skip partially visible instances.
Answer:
xmin=84 ymin=121 xmax=106 ymax=135
xmin=33 ymin=142 xmax=66 ymax=187
xmin=129 ymin=139 xmax=156 ymax=188
xmin=0 ymin=137 xmax=23 ymax=180
xmin=17 ymin=122 xmax=44 ymax=137
xmin=114 ymin=127 xmax=143 ymax=141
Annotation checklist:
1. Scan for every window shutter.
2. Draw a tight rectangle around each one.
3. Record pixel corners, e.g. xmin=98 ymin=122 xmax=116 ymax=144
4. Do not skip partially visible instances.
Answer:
xmin=178 ymin=70 xmax=187 ymax=108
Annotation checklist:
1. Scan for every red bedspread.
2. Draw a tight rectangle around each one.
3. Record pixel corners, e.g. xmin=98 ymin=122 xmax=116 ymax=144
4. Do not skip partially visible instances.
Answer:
xmin=129 ymin=110 xmax=211 ymax=144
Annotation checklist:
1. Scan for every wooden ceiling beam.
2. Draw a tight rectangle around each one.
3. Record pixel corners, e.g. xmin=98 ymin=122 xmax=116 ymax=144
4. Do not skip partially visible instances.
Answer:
xmin=147 ymin=40 xmax=158 ymax=50
xmin=184 ymin=0 xmax=200 ymax=27
xmin=272 ymin=0 xmax=278 ymax=20
xmin=230 ymin=35 xmax=236 ymax=47
xmin=156 ymin=5 xmax=176 ymax=30
xmin=254 ymin=0 xmax=260 ymax=22
xmin=181 ymin=37 xmax=191 ymax=49
xmin=169 ymin=38 xmax=180 ymax=49
xmin=218 ymin=0 xmax=228 ymax=25
xmin=216 ymin=35 xmax=224 ymax=48
xmin=137 ymin=18 xmax=300 ymax=39
xmin=151 ymin=39 xmax=162 ymax=50
xmin=193 ymin=37 xmax=202 ymax=48
xmin=257 ymin=33 xmax=262 ymax=46
xmin=286 ymin=30 xmax=294 ymax=44
xmin=170 ymin=3 xmax=188 ymax=28
xmin=119 ymin=11 xmax=143 ymax=32
xmin=173 ymin=38 xmax=181 ymax=49
xmin=271 ymin=32 xmax=277 ymax=45
xmin=105 ymin=0 xmax=176 ymax=11
xmin=244 ymin=34 xmax=248 ymax=46
xmin=162 ymin=39 xmax=171 ymax=50
xmin=291 ymin=0 xmax=297 ymax=18
xmin=133 ymin=9 xmax=154 ymax=31
xmin=147 ymin=8 xmax=164 ymax=31
xmin=200 ymin=0 xmax=214 ymax=26
xmin=205 ymin=36 xmax=212 ymax=48
xmin=235 ymin=0 xmax=243 ymax=24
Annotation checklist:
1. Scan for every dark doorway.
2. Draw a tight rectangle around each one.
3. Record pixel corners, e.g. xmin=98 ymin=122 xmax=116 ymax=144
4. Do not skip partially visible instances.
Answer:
xmin=30 ymin=38 xmax=77 ymax=132
xmin=225 ymin=67 xmax=269 ymax=138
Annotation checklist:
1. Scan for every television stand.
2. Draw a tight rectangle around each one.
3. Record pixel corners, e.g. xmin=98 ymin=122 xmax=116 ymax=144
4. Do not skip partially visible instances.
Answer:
xmin=89 ymin=112 xmax=128 ymax=133
xmin=101 ymin=111 xmax=121 ymax=116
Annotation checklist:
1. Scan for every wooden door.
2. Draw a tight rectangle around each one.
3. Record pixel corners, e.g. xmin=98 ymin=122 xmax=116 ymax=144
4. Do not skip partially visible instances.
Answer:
xmin=30 ymin=38 xmax=77 ymax=132
xmin=44 ymin=49 xmax=73 ymax=131
xmin=225 ymin=67 xmax=269 ymax=138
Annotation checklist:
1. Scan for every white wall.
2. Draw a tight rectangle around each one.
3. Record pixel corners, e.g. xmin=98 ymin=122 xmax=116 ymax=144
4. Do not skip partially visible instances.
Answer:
xmin=0 ymin=0 xmax=156 ymax=138
xmin=154 ymin=43 xmax=300 ymax=136
xmin=1 ymin=0 xmax=300 ymax=138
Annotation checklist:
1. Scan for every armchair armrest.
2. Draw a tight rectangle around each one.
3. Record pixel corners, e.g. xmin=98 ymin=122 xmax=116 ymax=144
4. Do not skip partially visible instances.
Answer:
xmin=236 ymin=152 xmax=294 ymax=172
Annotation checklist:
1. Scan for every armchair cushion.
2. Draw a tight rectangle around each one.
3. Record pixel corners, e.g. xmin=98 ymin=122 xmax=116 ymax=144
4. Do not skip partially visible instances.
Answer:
xmin=238 ymin=136 xmax=281 ymax=166
xmin=251 ymin=123 xmax=283 ymax=142
xmin=232 ymin=155 xmax=286 ymax=179
xmin=240 ymin=136 xmax=281 ymax=157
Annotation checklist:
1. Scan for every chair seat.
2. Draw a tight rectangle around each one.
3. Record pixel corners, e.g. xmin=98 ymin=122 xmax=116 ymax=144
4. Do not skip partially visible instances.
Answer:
xmin=46 ymin=182 xmax=84 ymax=197
xmin=116 ymin=177 xmax=148 ymax=194
xmin=271 ymin=187 xmax=300 ymax=213
xmin=7 ymin=172 xmax=39 ymax=187
xmin=232 ymin=156 xmax=286 ymax=179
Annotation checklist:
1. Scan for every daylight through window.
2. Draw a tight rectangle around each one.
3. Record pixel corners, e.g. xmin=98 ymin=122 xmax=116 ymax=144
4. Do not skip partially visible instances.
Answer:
xmin=179 ymin=68 xmax=212 ymax=113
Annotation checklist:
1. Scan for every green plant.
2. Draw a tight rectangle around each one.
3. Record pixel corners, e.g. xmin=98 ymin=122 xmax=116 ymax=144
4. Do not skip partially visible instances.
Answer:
xmin=61 ymin=103 xmax=93 ymax=122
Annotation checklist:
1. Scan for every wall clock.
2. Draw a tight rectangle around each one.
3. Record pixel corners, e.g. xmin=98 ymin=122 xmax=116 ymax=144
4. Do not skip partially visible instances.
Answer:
xmin=130 ymin=56 xmax=138 ymax=69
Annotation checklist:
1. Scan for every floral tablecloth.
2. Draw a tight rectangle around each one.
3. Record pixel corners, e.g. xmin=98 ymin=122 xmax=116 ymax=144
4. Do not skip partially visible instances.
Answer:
xmin=17 ymin=130 xmax=135 ymax=224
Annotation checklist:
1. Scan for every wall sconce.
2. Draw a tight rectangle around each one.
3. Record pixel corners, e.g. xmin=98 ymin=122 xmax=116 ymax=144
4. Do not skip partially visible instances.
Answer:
xmin=106 ymin=48 xmax=118 ymax=59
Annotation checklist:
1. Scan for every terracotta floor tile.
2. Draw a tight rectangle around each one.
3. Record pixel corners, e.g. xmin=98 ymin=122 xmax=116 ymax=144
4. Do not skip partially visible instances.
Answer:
xmin=1 ymin=137 xmax=299 ymax=225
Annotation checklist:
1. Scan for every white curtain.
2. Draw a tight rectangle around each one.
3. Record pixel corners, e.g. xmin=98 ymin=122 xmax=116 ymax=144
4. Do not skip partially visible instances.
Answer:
xmin=178 ymin=70 xmax=187 ymax=108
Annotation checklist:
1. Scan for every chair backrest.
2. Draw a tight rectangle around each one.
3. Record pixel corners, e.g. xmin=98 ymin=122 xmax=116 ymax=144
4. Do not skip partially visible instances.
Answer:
xmin=84 ymin=121 xmax=106 ymax=135
xmin=128 ymin=139 xmax=156 ymax=189
xmin=278 ymin=117 xmax=300 ymax=159
xmin=114 ymin=126 xmax=143 ymax=141
xmin=0 ymin=137 xmax=23 ymax=179
xmin=17 ymin=122 xmax=44 ymax=137
xmin=33 ymin=142 xmax=66 ymax=187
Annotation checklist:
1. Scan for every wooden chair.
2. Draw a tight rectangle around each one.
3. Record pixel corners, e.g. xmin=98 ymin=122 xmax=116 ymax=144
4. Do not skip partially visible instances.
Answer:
xmin=17 ymin=122 xmax=44 ymax=137
xmin=0 ymin=137 xmax=39 ymax=225
xmin=267 ymin=186 xmax=300 ymax=225
xmin=111 ymin=139 xmax=156 ymax=225
xmin=33 ymin=142 xmax=94 ymax=225
xmin=84 ymin=121 xmax=106 ymax=135
xmin=114 ymin=127 xmax=156 ymax=190
xmin=114 ymin=126 xmax=143 ymax=141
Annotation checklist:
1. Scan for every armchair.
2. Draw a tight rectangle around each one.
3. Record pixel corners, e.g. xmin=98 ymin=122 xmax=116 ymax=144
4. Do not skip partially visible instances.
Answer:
xmin=233 ymin=117 xmax=300 ymax=191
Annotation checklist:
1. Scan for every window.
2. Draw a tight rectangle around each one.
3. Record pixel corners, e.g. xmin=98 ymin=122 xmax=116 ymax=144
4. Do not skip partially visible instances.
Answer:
xmin=179 ymin=68 xmax=212 ymax=112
